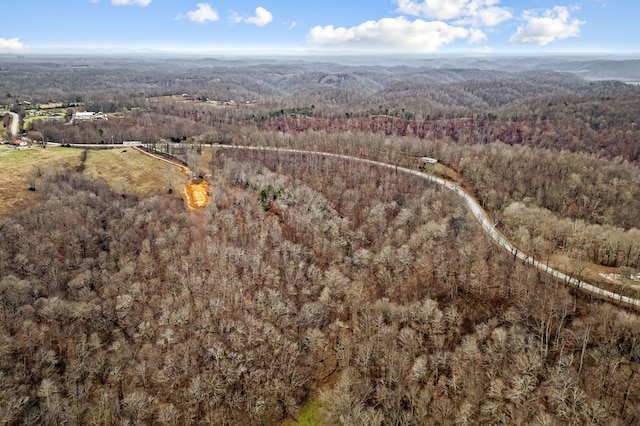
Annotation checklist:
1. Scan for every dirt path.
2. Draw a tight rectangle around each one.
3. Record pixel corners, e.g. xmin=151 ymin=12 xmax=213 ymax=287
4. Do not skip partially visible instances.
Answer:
xmin=133 ymin=146 xmax=211 ymax=210
xmin=132 ymin=146 xmax=191 ymax=176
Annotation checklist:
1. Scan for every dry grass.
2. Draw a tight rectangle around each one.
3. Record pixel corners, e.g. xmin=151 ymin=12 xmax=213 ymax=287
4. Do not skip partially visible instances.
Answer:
xmin=199 ymin=146 xmax=215 ymax=174
xmin=83 ymin=148 xmax=187 ymax=196
xmin=0 ymin=145 xmax=82 ymax=216
xmin=0 ymin=146 xmax=190 ymax=218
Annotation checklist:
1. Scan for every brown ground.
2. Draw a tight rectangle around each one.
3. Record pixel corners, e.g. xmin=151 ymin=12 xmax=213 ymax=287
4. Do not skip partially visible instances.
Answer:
xmin=0 ymin=145 xmax=213 ymax=216
xmin=85 ymin=148 xmax=186 ymax=196
xmin=130 ymin=147 xmax=212 ymax=210
xmin=0 ymin=145 xmax=82 ymax=216
xmin=183 ymin=179 xmax=211 ymax=210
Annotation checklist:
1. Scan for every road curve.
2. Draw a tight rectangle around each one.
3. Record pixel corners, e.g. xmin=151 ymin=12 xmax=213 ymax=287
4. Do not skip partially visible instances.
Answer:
xmin=8 ymin=112 xmax=20 ymax=137
xmin=215 ymin=144 xmax=640 ymax=308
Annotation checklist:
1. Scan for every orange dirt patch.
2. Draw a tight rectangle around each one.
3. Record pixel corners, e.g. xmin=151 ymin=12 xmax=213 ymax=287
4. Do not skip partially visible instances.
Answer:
xmin=184 ymin=179 xmax=211 ymax=210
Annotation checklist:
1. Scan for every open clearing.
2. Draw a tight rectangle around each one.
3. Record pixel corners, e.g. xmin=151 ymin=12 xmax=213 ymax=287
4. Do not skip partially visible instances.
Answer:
xmin=0 ymin=146 xmax=82 ymax=216
xmin=0 ymin=146 xmax=191 ymax=217
xmin=83 ymin=148 xmax=186 ymax=196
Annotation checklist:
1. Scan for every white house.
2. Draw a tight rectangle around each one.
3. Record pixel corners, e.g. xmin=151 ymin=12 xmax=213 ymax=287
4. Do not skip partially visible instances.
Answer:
xmin=74 ymin=111 xmax=95 ymax=120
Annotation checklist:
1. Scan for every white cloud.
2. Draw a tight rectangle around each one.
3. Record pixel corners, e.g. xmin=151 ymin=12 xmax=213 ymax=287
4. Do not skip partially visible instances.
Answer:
xmin=397 ymin=0 xmax=469 ymax=20
xmin=244 ymin=7 xmax=273 ymax=27
xmin=0 ymin=37 xmax=27 ymax=52
xmin=509 ymin=6 xmax=584 ymax=46
xmin=111 ymin=0 xmax=151 ymax=6
xmin=460 ymin=6 xmax=512 ymax=27
xmin=229 ymin=11 xmax=243 ymax=24
xmin=468 ymin=28 xmax=487 ymax=44
xmin=230 ymin=6 xmax=273 ymax=27
xmin=307 ymin=17 xmax=476 ymax=53
xmin=187 ymin=3 xmax=220 ymax=24
xmin=395 ymin=0 xmax=511 ymax=26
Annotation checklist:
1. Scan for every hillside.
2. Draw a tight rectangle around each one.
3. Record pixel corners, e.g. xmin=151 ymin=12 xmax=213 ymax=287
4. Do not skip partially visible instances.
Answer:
xmin=1 ymin=147 xmax=639 ymax=424
xmin=3 ymin=55 xmax=638 ymax=111
xmin=1 ymin=55 xmax=639 ymax=425
xmin=0 ymin=145 xmax=186 ymax=216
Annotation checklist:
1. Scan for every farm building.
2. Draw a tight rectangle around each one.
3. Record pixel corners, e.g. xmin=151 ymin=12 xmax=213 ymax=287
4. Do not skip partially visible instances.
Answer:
xmin=73 ymin=111 xmax=107 ymax=121
xmin=74 ymin=111 xmax=95 ymax=120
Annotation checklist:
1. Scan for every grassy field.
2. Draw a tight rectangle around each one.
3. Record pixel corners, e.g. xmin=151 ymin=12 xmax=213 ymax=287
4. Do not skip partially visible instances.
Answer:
xmin=0 ymin=146 xmax=189 ymax=217
xmin=0 ymin=146 xmax=82 ymax=216
xmin=38 ymin=102 xmax=64 ymax=109
xmin=23 ymin=115 xmax=46 ymax=128
xmin=83 ymin=148 xmax=188 ymax=196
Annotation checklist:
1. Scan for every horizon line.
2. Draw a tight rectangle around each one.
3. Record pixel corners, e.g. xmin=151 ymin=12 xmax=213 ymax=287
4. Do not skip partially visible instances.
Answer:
xmin=4 ymin=47 xmax=640 ymax=58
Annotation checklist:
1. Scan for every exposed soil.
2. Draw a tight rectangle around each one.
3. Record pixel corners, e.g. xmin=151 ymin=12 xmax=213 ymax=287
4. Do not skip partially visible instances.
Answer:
xmin=183 ymin=179 xmax=211 ymax=210
xmin=132 ymin=146 xmax=212 ymax=211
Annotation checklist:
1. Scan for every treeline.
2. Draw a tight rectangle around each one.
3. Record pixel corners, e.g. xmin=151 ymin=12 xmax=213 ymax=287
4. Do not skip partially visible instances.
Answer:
xmin=30 ymin=112 xmax=209 ymax=144
xmin=1 ymin=150 xmax=638 ymax=424
xmin=30 ymin=100 xmax=640 ymax=164
xmin=203 ymin=129 xmax=640 ymax=229
xmin=452 ymin=143 xmax=640 ymax=269
xmin=142 ymin=91 xmax=640 ymax=162
xmin=201 ymin=130 xmax=640 ymax=272
xmin=501 ymin=201 xmax=640 ymax=269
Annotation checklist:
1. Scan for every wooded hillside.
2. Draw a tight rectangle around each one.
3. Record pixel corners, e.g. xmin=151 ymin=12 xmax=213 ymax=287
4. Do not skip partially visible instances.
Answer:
xmin=1 ymin=55 xmax=639 ymax=425
xmin=0 ymin=149 xmax=638 ymax=424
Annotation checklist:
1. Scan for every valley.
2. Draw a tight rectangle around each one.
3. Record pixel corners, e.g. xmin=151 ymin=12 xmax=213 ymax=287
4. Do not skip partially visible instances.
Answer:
xmin=1 ymin=54 xmax=639 ymax=425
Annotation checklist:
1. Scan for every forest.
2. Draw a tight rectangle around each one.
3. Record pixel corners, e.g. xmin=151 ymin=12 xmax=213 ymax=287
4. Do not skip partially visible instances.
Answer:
xmin=1 ymin=55 xmax=639 ymax=424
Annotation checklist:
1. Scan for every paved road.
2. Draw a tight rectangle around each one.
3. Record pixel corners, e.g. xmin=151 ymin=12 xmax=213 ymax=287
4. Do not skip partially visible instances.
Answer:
xmin=8 ymin=111 xmax=19 ymax=136
xmin=214 ymin=144 xmax=640 ymax=308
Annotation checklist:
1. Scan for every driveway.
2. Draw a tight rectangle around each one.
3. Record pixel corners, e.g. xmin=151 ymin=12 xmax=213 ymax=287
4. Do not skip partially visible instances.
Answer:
xmin=8 ymin=111 xmax=19 ymax=136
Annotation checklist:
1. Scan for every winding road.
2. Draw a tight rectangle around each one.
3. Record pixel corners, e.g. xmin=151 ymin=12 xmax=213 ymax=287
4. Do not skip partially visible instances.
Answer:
xmin=8 ymin=111 xmax=20 ymax=137
xmin=214 ymin=144 xmax=640 ymax=309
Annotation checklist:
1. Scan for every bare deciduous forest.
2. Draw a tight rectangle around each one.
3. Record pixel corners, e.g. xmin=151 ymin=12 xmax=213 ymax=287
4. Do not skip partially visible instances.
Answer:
xmin=1 ymin=55 xmax=640 ymax=424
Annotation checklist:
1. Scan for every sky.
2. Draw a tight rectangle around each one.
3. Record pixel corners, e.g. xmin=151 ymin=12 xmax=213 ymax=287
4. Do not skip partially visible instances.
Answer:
xmin=1 ymin=0 xmax=638 ymax=55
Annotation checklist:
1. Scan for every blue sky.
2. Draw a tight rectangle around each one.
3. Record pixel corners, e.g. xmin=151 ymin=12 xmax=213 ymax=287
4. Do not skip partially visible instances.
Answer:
xmin=1 ymin=0 xmax=638 ymax=55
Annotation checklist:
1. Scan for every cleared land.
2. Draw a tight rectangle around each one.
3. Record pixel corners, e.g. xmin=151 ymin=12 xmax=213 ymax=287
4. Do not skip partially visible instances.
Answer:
xmin=83 ymin=148 xmax=187 ymax=196
xmin=183 ymin=179 xmax=211 ymax=210
xmin=0 ymin=146 xmax=82 ymax=216
xmin=0 ymin=146 xmax=190 ymax=217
